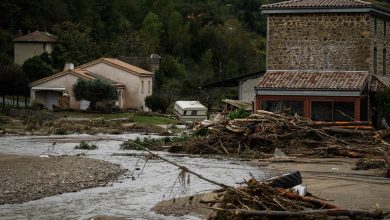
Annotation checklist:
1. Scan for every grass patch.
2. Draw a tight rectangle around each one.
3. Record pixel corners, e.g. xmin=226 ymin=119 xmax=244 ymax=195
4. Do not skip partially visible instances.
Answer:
xmin=56 ymin=111 xmax=132 ymax=119
xmin=56 ymin=111 xmax=176 ymax=125
xmin=132 ymin=114 xmax=176 ymax=125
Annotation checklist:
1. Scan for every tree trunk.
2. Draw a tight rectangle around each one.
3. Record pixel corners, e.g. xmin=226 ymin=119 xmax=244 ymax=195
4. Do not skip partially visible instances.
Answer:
xmin=2 ymin=94 xmax=4 ymax=108
xmin=25 ymin=96 xmax=28 ymax=108
xmin=16 ymin=96 xmax=19 ymax=108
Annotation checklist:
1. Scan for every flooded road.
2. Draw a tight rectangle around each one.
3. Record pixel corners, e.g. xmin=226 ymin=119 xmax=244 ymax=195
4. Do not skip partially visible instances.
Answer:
xmin=0 ymin=134 xmax=270 ymax=220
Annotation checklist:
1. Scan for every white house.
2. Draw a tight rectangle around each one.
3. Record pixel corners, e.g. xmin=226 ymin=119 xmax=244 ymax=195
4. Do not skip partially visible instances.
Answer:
xmin=30 ymin=58 xmax=154 ymax=110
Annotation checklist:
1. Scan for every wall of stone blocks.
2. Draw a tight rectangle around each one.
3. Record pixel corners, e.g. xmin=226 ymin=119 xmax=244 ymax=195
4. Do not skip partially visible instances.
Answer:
xmin=267 ymin=13 xmax=373 ymax=71
xmin=370 ymin=16 xmax=390 ymax=76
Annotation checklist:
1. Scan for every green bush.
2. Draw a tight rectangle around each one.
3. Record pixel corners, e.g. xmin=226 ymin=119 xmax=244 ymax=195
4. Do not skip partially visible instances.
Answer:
xmin=75 ymin=141 xmax=98 ymax=150
xmin=145 ymin=94 xmax=169 ymax=113
xmin=229 ymin=108 xmax=251 ymax=120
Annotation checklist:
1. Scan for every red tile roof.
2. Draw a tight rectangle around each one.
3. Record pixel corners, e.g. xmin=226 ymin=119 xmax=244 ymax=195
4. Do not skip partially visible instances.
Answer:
xmin=13 ymin=31 xmax=58 ymax=43
xmin=257 ymin=71 xmax=368 ymax=91
xmin=261 ymin=0 xmax=371 ymax=9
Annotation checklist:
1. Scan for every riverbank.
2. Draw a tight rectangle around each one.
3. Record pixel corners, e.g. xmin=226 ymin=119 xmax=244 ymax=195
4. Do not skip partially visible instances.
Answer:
xmin=0 ymin=154 xmax=126 ymax=205
xmin=0 ymin=110 xmax=178 ymax=136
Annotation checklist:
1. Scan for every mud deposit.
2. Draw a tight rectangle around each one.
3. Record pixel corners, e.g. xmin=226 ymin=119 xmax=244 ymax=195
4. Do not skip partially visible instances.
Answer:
xmin=0 ymin=134 xmax=268 ymax=219
xmin=0 ymin=154 xmax=125 ymax=205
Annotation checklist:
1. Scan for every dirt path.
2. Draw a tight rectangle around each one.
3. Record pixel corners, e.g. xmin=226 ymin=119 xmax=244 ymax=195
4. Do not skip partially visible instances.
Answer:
xmin=0 ymin=154 xmax=126 ymax=205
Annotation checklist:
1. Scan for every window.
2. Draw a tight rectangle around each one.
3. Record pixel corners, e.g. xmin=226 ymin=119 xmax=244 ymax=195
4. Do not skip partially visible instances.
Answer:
xmin=261 ymin=100 xmax=304 ymax=116
xmin=334 ymin=102 xmax=355 ymax=121
xmin=148 ymin=81 xmax=151 ymax=94
xmin=374 ymin=18 xmax=377 ymax=35
xmin=311 ymin=101 xmax=355 ymax=121
xmin=311 ymin=101 xmax=333 ymax=121
xmin=184 ymin=110 xmax=187 ymax=115
xmin=384 ymin=49 xmax=387 ymax=75
xmin=385 ymin=21 xmax=387 ymax=37
xmin=141 ymin=81 xmax=144 ymax=94
xmin=374 ymin=47 xmax=377 ymax=75
xmin=191 ymin=110 xmax=197 ymax=116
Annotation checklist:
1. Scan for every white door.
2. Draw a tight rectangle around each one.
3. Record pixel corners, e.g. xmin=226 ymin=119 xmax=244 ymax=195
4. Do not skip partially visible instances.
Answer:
xmin=46 ymin=92 xmax=59 ymax=110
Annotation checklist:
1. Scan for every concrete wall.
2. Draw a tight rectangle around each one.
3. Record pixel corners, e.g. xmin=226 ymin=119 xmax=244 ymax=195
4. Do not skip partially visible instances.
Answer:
xmin=239 ymin=76 xmax=262 ymax=102
xmin=31 ymin=74 xmax=80 ymax=109
xmin=267 ymin=13 xmax=375 ymax=71
xmin=84 ymin=63 xmax=153 ymax=110
xmin=14 ymin=42 xmax=56 ymax=65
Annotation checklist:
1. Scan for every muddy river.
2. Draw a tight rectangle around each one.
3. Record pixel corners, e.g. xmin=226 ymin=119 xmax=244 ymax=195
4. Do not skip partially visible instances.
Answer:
xmin=0 ymin=134 xmax=270 ymax=219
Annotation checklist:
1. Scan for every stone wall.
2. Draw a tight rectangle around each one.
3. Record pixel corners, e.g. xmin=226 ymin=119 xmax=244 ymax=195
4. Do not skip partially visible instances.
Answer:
xmin=370 ymin=16 xmax=390 ymax=76
xmin=267 ymin=13 xmax=373 ymax=71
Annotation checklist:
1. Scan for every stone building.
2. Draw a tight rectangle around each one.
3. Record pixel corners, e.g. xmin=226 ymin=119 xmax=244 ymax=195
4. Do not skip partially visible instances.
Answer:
xmin=255 ymin=0 xmax=389 ymax=121
xmin=13 ymin=31 xmax=58 ymax=65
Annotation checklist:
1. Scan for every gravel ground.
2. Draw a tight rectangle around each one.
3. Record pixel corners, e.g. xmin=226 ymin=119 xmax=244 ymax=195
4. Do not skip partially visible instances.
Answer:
xmin=0 ymin=154 xmax=126 ymax=205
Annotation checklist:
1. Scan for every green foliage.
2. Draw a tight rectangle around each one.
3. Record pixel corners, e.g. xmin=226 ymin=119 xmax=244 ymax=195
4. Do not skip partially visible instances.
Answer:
xmin=72 ymin=79 xmax=118 ymax=110
xmin=22 ymin=54 xmax=53 ymax=82
xmin=229 ymin=108 xmax=251 ymax=120
xmin=75 ymin=140 xmax=98 ymax=150
xmin=376 ymin=87 xmax=390 ymax=122
xmin=51 ymin=21 xmax=98 ymax=68
xmin=145 ymin=94 xmax=169 ymax=113
xmin=120 ymin=135 xmax=191 ymax=150
xmin=0 ymin=64 xmax=29 ymax=98
xmin=0 ymin=0 xmax=342 ymax=105
xmin=139 ymin=12 xmax=163 ymax=55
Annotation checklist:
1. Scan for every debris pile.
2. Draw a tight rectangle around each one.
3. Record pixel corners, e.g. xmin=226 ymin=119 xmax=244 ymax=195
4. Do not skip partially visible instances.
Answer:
xmin=209 ymin=176 xmax=383 ymax=220
xmin=171 ymin=110 xmax=388 ymax=158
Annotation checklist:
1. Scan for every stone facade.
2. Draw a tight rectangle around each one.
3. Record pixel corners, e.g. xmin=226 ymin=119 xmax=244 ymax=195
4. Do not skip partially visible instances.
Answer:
xmin=371 ymin=16 xmax=390 ymax=76
xmin=267 ymin=13 xmax=389 ymax=75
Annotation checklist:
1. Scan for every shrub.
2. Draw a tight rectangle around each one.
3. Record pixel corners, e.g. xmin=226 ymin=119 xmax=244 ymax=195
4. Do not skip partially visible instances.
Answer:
xmin=145 ymin=94 xmax=169 ymax=113
xmin=120 ymin=135 xmax=191 ymax=150
xmin=75 ymin=141 xmax=98 ymax=150
xmin=229 ymin=108 xmax=251 ymax=120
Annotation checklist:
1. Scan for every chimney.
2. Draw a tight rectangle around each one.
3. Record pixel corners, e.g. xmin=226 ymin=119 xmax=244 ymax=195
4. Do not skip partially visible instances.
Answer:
xmin=149 ymin=54 xmax=161 ymax=73
xmin=16 ymin=30 xmax=23 ymax=38
xmin=63 ymin=62 xmax=74 ymax=71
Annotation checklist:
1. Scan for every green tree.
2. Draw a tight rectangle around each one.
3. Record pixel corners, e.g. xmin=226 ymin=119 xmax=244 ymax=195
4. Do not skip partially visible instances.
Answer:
xmin=139 ymin=12 xmax=164 ymax=55
xmin=51 ymin=21 xmax=98 ymax=68
xmin=72 ymin=79 xmax=118 ymax=110
xmin=22 ymin=54 xmax=53 ymax=82
xmin=0 ymin=64 xmax=29 ymax=107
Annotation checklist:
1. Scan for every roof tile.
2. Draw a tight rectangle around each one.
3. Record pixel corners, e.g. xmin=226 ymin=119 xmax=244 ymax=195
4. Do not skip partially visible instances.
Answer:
xmin=13 ymin=31 xmax=58 ymax=43
xmin=257 ymin=71 xmax=368 ymax=91
xmin=261 ymin=0 xmax=371 ymax=9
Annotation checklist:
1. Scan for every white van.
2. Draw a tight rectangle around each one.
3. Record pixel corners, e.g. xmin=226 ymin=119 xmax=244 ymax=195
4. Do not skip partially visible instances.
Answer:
xmin=173 ymin=101 xmax=208 ymax=121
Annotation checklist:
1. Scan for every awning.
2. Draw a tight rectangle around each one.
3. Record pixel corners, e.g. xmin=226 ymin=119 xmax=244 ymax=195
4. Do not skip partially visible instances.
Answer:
xmin=31 ymin=87 xmax=66 ymax=91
